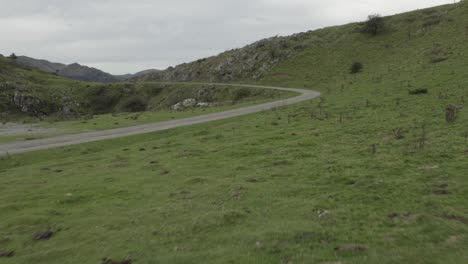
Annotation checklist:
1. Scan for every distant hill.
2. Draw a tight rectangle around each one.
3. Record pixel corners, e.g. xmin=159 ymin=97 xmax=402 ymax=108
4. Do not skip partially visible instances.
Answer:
xmin=13 ymin=56 xmax=158 ymax=83
xmin=115 ymin=69 xmax=160 ymax=81
xmin=16 ymin=56 xmax=66 ymax=73
xmin=58 ymin=63 xmax=120 ymax=82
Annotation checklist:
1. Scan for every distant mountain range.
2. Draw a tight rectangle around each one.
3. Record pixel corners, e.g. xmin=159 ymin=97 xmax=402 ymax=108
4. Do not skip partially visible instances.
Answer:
xmin=15 ymin=56 xmax=159 ymax=82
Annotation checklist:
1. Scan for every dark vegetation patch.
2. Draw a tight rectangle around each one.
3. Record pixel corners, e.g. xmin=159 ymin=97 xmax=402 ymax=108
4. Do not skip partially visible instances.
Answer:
xmin=0 ymin=250 xmax=14 ymax=258
xmin=350 ymin=62 xmax=363 ymax=74
xmin=101 ymin=258 xmax=133 ymax=264
xmin=115 ymin=95 xmax=148 ymax=113
xmin=409 ymin=88 xmax=428 ymax=95
xmin=441 ymin=213 xmax=468 ymax=225
xmin=362 ymin=14 xmax=386 ymax=36
xmin=33 ymin=230 xmax=54 ymax=241
xmin=334 ymin=245 xmax=368 ymax=252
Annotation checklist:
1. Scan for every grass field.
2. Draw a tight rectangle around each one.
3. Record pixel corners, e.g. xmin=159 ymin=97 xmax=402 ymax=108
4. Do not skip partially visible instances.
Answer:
xmin=1 ymin=2 xmax=467 ymax=264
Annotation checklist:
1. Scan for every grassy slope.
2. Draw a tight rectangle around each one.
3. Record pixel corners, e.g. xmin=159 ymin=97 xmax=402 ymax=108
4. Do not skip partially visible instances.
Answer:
xmin=1 ymin=2 xmax=468 ymax=264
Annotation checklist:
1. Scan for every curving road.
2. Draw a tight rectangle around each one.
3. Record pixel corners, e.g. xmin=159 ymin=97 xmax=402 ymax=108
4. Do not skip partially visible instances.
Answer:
xmin=0 ymin=84 xmax=320 ymax=156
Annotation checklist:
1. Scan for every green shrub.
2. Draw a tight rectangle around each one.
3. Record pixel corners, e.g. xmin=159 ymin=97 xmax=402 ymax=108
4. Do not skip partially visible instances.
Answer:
xmin=362 ymin=14 xmax=385 ymax=36
xmin=85 ymin=85 xmax=123 ymax=114
xmin=233 ymin=88 xmax=251 ymax=101
xmin=8 ymin=53 xmax=17 ymax=60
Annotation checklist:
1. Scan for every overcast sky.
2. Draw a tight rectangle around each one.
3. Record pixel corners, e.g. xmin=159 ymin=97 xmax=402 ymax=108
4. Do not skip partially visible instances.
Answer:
xmin=0 ymin=0 xmax=458 ymax=74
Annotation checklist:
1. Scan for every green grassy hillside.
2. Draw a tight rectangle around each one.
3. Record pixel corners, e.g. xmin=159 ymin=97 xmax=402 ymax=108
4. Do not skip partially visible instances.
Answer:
xmin=261 ymin=2 xmax=468 ymax=90
xmin=1 ymin=2 xmax=467 ymax=264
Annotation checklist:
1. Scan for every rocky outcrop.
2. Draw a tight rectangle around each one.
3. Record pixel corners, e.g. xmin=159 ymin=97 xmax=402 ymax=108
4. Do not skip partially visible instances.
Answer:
xmin=13 ymin=92 xmax=46 ymax=114
xmin=12 ymin=92 xmax=78 ymax=117
xmin=172 ymin=98 xmax=211 ymax=111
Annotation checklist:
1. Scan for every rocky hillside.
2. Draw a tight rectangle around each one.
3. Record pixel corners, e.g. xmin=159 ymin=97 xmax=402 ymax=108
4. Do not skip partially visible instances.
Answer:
xmin=133 ymin=33 xmax=321 ymax=83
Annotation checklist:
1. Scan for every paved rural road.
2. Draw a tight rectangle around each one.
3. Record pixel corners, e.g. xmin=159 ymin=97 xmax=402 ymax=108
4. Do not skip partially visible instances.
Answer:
xmin=0 ymin=84 xmax=320 ymax=156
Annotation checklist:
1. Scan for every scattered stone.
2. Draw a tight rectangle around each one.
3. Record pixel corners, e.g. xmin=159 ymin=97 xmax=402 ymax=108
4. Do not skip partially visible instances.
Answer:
xmin=182 ymin=98 xmax=197 ymax=107
xmin=317 ymin=210 xmax=329 ymax=218
xmin=160 ymin=170 xmax=170 ymax=175
xmin=196 ymin=102 xmax=210 ymax=107
xmin=255 ymin=241 xmax=263 ymax=249
xmin=33 ymin=230 xmax=54 ymax=241
xmin=172 ymin=99 xmax=212 ymax=110
xmin=0 ymin=250 xmax=14 ymax=258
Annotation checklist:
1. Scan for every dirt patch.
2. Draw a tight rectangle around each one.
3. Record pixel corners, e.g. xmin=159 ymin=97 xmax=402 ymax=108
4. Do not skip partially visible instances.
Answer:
xmin=432 ymin=183 xmax=451 ymax=195
xmin=0 ymin=250 xmax=14 ymax=258
xmin=101 ymin=258 xmax=132 ymax=264
xmin=334 ymin=245 xmax=368 ymax=252
xmin=442 ymin=213 xmax=468 ymax=225
xmin=320 ymin=238 xmax=336 ymax=244
xmin=0 ymin=123 xmax=61 ymax=137
xmin=433 ymin=189 xmax=451 ymax=195
xmin=388 ymin=213 xmax=399 ymax=219
xmin=33 ymin=230 xmax=54 ymax=241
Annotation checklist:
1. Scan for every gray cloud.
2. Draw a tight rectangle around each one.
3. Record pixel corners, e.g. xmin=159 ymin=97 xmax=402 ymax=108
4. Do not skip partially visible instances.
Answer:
xmin=0 ymin=0 xmax=457 ymax=74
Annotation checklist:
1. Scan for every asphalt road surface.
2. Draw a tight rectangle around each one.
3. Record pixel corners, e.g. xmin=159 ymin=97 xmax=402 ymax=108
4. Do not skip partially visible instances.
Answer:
xmin=0 ymin=84 xmax=320 ymax=156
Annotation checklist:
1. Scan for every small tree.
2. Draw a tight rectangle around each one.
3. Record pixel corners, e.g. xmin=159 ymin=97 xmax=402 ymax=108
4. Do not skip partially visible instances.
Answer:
xmin=350 ymin=62 xmax=363 ymax=74
xmin=9 ymin=53 xmax=17 ymax=60
xmin=363 ymin=14 xmax=385 ymax=36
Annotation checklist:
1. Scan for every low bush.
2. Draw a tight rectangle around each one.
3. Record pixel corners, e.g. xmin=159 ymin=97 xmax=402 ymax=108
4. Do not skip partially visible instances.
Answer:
xmin=350 ymin=62 xmax=363 ymax=74
xmin=409 ymin=88 xmax=428 ymax=95
xmin=233 ymin=88 xmax=251 ymax=101
xmin=362 ymin=14 xmax=386 ymax=36
xmin=116 ymin=95 xmax=149 ymax=113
